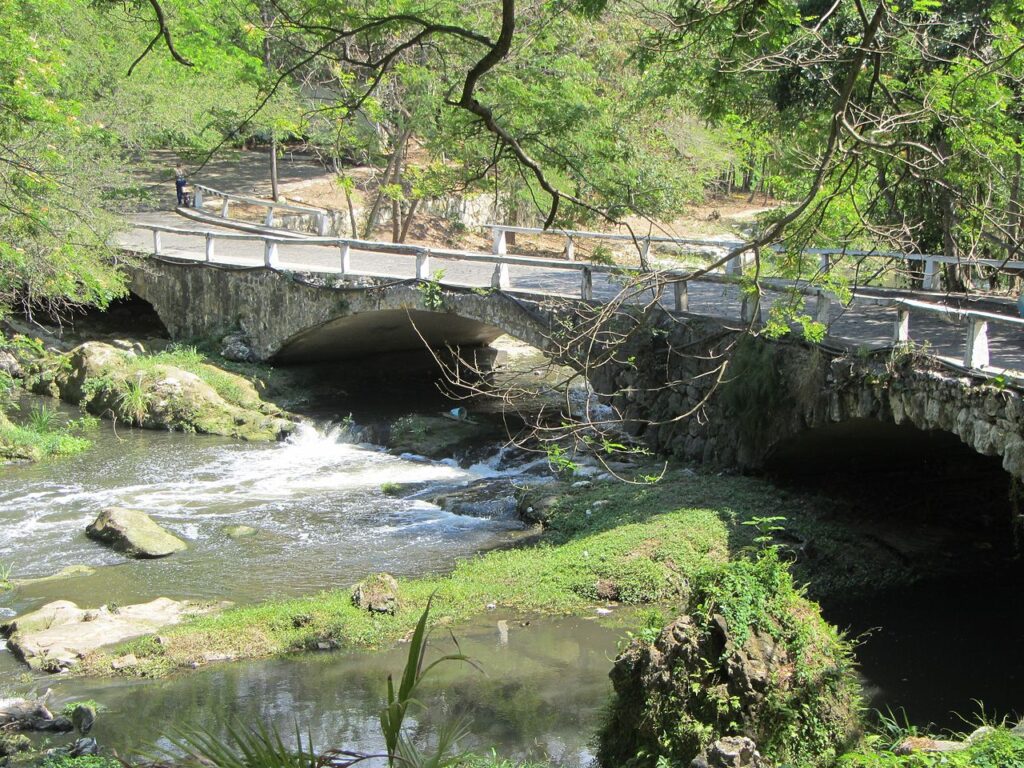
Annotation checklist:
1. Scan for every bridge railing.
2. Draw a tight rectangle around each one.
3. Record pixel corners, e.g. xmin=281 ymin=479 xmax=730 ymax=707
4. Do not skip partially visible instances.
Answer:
xmin=191 ymin=185 xmax=333 ymax=235
xmin=126 ymin=222 xmax=1024 ymax=377
xmin=131 ymin=222 xmax=650 ymax=300
xmin=486 ymin=224 xmax=1024 ymax=291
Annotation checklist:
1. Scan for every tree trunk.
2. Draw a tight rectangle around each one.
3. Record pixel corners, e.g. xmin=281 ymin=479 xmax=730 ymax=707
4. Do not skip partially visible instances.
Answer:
xmin=363 ymin=127 xmax=410 ymax=238
xmin=1009 ymin=153 xmax=1022 ymax=259
xmin=392 ymin=199 xmax=401 ymax=242
xmin=269 ymin=135 xmax=279 ymax=201
xmin=398 ymin=198 xmax=420 ymax=243
xmin=260 ymin=4 xmax=279 ymax=201
xmin=332 ymin=158 xmax=360 ymax=237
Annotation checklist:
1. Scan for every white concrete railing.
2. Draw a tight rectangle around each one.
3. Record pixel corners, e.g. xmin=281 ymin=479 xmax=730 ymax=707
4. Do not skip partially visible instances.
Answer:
xmin=486 ymin=224 xmax=1024 ymax=290
xmin=129 ymin=222 xmax=1024 ymax=377
xmin=133 ymin=222 xmax=639 ymax=299
xmin=191 ymin=184 xmax=333 ymax=235
xmin=892 ymin=298 xmax=1024 ymax=369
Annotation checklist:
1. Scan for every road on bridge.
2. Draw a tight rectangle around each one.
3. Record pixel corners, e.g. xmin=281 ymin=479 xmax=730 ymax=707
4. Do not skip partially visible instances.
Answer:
xmin=121 ymin=211 xmax=1024 ymax=374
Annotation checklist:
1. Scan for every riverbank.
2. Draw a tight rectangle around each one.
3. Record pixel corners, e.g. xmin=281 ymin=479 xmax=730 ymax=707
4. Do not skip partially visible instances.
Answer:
xmin=72 ymin=466 xmax=944 ymax=679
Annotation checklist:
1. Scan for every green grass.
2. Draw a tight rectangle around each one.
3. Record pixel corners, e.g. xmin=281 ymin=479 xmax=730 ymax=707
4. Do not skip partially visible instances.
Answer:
xmin=0 ymin=409 xmax=92 ymax=462
xmin=122 ymin=344 xmax=267 ymax=412
xmin=839 ymin=726 xmax=1024 ymax=767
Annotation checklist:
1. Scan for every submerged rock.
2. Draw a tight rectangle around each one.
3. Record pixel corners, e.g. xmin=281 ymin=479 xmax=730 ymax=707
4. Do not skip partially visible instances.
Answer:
xmin=0 ymin=597 xmax=204 ymax=672
xmin=222 ymin=524 xmax=259 ymax=539
xmin=86 ymin=507 xmax=187 ymax=558
xmin=430 ymin=478 xmax=521 ymax=522
xmin=352 ymin=573 xmax=400 ymax=615
xmin=13 ymin=564 xmax=97 ymax=586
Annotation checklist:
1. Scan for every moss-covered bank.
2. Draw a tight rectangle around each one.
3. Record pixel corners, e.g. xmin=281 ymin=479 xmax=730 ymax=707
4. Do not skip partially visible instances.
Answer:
xmin=24 ymin=342 xmax=295 ymax=441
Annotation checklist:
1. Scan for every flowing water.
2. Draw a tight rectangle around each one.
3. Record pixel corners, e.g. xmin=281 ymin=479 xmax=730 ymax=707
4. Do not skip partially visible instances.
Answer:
xmin=0 ymin=415 xmax=532 ymax=616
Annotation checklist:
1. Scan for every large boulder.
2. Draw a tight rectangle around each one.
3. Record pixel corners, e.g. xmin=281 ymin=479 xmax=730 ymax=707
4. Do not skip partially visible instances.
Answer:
xmin=597 ymin=557 xmax=860 ymax=768
xmin=352 ymin=573 xmax=400 ymax=615
xmin=86 ymin=507 xmax=187 ymax=558
xmin=0 ymin=597 xmax=200 ymax=672
xmin=30 ymin=342 xmax=294 ymax=441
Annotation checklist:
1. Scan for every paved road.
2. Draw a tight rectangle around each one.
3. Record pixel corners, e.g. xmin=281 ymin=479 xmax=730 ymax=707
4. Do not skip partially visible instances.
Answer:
xmin=122 ymin=211 xmax=1024 ymax=374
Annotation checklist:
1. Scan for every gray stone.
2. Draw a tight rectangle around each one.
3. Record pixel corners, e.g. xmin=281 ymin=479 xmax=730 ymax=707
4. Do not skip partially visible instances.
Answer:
xmin=1 ymin=597 xmax=206 ymax=672
xmin=0 ymin=350 xmax=23 ymax=379
xmin=70 ymin=737 xmax=99 ymax=756
xmin=894 ymin=737 xmax=966 ymax=755
xmin=220 ymin=332 xmax=255 ymax=362
xmin=222 ymin=524 xmax=259 ymax=538
xmin=691 ymin=737 xmax=766 ymax=768
xmin=352 ymin=573 xmax=400 ymax=615
xmin=86 ymin=507 xmax=187 ymax=558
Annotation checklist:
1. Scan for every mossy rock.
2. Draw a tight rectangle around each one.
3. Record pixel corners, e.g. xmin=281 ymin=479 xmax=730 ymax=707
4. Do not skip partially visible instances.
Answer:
xmin=86 ymin=507 xmax=187 ymax=558
xmin=598 ymin=554 xmax=861 ymax=768
xmin=387 ymin=414 xmax=498 ymax=459
xmin=29 ymin=342 xmax=294 ymax=442
xmin=351 ymin=573 xmax=400 ymax=615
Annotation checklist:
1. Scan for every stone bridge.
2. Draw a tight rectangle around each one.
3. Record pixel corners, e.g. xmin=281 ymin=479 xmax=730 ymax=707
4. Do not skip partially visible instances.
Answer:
xmin=127 ymin=256 xmax=1024 ymax=481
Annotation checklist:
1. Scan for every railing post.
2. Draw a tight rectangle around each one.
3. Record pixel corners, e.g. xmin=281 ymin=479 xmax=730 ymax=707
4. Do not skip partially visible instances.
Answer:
xmin=416 ymin=249 xmax=431 ymax=279
xmin=193 ymin=187 xmax=203 ymax=207
xmin=205 ymin=233 xmax=215 ymax=262
xmin=726 ymin=252 xmax=742 ymax=276
xmin=740 ymin=293 xmax=761 ymax=326
xmin=566 ymin=237 xmax=575 ymax=261
xmin=964 ymin=318 xmax=990 ymax=368
xmin=221 ymin=198 xmax=230 ymax=218
xmin=895 ymin=307 xmax=910 ymax=343
xmin=819 ymin=253 xmax=831 ymax=276
xmin=815 ymin=290 xmax=832 ymax=327
xmin=492 ymin=228 xmax=507 ymax=255
xmin=491 ymin=262 xmax=511 ymax=290
xmin=317 ymin=213 xmax=329 ymax=236
xmin=152 ymin=229 xmax=162 ymax=255
xmin=673 ymin=280 xmax=688 ymax=312
xmin=339 ymin=243 xmax=351 ymax=274
xmin=640 ymin=238 xmax=651 ymax=266
xmin=581 ymin=266 xmax=593 ymax=300
xmin=264 ymin=240 xmax=279 ymax=268
xmin=265 ymin=207 xmax=275 ymax=227
xmin=923 ymin=258 xmax=939 ymax=290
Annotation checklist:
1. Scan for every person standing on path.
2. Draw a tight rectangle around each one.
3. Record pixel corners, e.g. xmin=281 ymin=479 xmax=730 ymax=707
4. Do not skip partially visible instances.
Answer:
xmin=174 ymin=165 xmax=188 ymax=206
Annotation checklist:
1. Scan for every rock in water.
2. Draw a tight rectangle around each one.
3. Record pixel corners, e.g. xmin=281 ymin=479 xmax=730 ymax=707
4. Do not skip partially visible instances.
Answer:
xmin=352 ymin=573 xmax=400 ymax=615
xmin=70 ymin=704 xmax=96 ymax=735
xmin=86 ymin=507 xmax=186 ymax=558
xmin=222 ymin=524 xmax=258 ymax=539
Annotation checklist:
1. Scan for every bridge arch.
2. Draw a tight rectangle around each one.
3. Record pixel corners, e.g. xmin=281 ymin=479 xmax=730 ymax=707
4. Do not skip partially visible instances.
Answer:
xmin=126 ymin=259 xmax=557 ymax=362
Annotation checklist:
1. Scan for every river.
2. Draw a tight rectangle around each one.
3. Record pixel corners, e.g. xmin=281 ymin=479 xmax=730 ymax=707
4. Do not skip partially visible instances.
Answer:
xmin=1 ymin=390 xmax=1021 ymax=761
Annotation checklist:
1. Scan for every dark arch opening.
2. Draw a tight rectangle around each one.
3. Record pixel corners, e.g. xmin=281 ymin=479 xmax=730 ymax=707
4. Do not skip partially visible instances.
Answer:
xmin=67 ymin=292 xmax=169 ymax=339
xmin=764 ymin=418 xmax=1023 ymax=729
